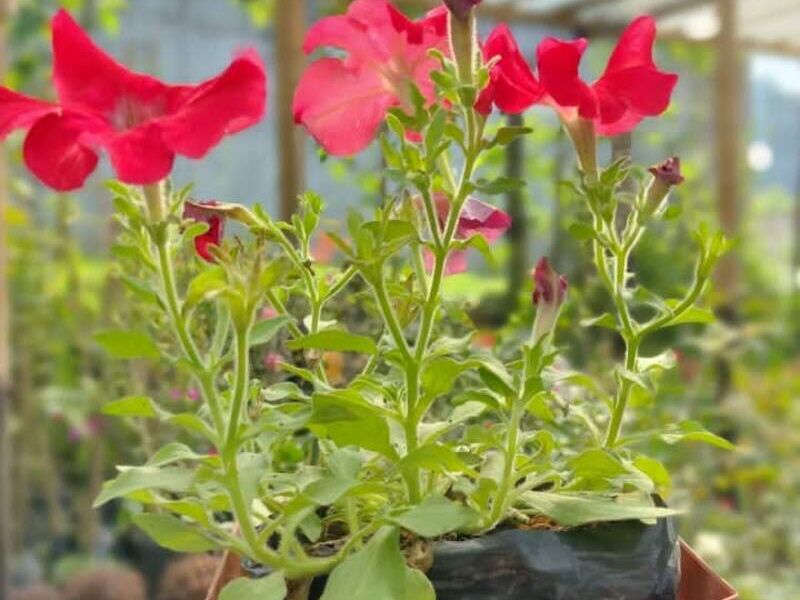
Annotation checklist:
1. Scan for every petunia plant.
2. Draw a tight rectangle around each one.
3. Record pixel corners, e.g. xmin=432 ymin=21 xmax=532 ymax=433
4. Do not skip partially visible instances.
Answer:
xmin=0 ymin=3 xmax=733 ymax=599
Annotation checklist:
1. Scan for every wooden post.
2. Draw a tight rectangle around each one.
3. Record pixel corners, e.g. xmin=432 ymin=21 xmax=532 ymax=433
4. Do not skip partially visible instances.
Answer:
xmin=714 ymin=0 xmax=742 ymax=309
xmin=0 ymin=0 xmax=13 ymax=595
xmin=275 ymin=0 xmax=306 ymax=221
xmin=793 ymin=139 xmax=800 ymax=296
xmin=504 ymin=113 xmax=527 ymax=315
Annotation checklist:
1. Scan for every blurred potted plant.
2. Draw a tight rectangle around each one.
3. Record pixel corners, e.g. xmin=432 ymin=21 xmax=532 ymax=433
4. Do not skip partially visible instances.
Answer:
xmin=0 ymin=2 xmax=738 ymax=599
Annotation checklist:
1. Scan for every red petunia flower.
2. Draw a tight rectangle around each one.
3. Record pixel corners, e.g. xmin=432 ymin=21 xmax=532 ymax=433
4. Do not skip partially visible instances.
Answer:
xmin=537 ymin=16 xmax=677 ymax=136
xmin=476 ymin=24 xmax=544 ymax=115
xmin=0 ymin=10 xmax=267 ymax=191
xmin=183 ymin=200 xmax=226 ymax=262
xmin=426 ymin=194 xmax=512 ymax=275
xmin=293 ymin=0 xmax=448 ymax=156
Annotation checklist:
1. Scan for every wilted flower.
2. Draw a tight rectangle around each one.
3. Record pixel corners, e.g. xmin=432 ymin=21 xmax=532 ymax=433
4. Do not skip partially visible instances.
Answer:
xmin=645 ymin=156 xmax=684 ymax=216
xmin=0 ymin=10 xmax=266 ymax=191
xmin=531 ymin=257 xmax=568 ymax=344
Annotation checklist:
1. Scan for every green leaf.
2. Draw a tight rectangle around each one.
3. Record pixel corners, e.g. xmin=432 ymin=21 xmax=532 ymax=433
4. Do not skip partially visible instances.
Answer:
xmin=421 ymin=357 xmax=472 ymax=407
xmin=390 ymin=497 xmax=477 ymax=537
xmin=633 ymin=455 xmax=672 ymax=491
xmin=219 ymin=573 xmax=287 ymax=600
xmin=474 ymin=176 xmax=524 ymax=196
xmin=250 ymin=316 xmax=293 ymax=346
xmin=146 ymin=443 xmax=206 ymax=468
xmin=304 ymin=448 xmax=362 ymax=505
xmin=288 ymin=330 xmax=377 ymax=355
xmin=320 ymin=527 xmax=406 ymax=600
xmin=94 ymin=467 xmax=195 ymax=507
xmin=401 ymin=569 xmax=435 ymax=600
xmin=491 ymin=126 xmax=533 ymax=147
xmin=580 ymin=313 xmax=617 ymax=329
xmin=519 ymin=492 xmax=681 ymax=527
xmin=102 ymin=395 xmax=159 ymax=418
xmin=637 ymin=351 xmax=677 ymax=373
xmin=94 ymin=329 xmax=160 ymax=360
xmin=309 ymin=392 xmax=397 ymax=459
xmin=397 ymin=444 xmax=470 ymax=475
xmin=661 ymin=421 xmax=735 ymax=450
xmin=132 ymin=513 xmax=217 ymax=553
xmin=568 ymin=222 xmax=597 ymax=242
xmin=184 ymin=266 xmax=227 ymax=311
xmin=169 ymin=413 xmax=216 ymax=440
xmin=663 ymin=302 xmax=715 ymax=326
xmin=568 ymin=449 xmax=627 ymax=480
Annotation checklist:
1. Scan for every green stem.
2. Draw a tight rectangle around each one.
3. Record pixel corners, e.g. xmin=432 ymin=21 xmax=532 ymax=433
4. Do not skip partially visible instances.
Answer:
xmin=373 ymin=268 xmax=413 ymax=363
xmin=324 ymin=266 xmax=357 ymax=302
xmin=604 ymin=337 xmax=640 ymax=448
xmin=490 ymin=397 xmax=524 ymax=526
xmin=225 ymin=324 xmax=251 ymax=455
xmin=148 ymin=187 xmax=225 ymax=434
xmin=642 ymin=273 xmax=707 ymax=336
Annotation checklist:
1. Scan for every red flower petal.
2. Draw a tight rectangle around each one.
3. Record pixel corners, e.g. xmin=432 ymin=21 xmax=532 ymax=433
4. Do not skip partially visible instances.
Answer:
xmin=22 ymin=112 xmax=100 ymax=191
xmin=297 ymin=0 xmax=447 ymax=155
xmin=51 ymin=9 xmax=171 ymax=116
xmin=593 ymin=16 xmax=678 ymax=134
xmin=105 ymin=123 xmax=175 ymax=185
xmin=159 ymin=51 xmax=267 ymax=158
xmin=537 ymin=36 xmax=597 ymax=120
xmin=537 ymin=16 xmax=677 ymax=136
xmin=457 ymin=196 xmax=513 ymax=243
xmin=183 ymin=200 xmax=226 ymax=263
xmin=477 ymin=24 xmax=543 ymax=115
xmin=293 ymin=58 xmax=396 ymax=156
xmin=0 ymin=89 xmax=58 ymax=137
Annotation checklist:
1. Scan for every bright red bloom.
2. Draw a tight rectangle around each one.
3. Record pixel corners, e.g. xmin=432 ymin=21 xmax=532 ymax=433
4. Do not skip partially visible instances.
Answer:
xmin=183 ymin=200 xmax=226 ymax=262
xmin=0 ymin=10 xmax=267 ymax=191
xmin=426 ymin=194 xmax=512 ymax=274
xmin=293 ymin=0 xmax=448 ymax=156
xmin=537 ymin=16 xmax=677 ymax=136
xmin=476 ymin=24 xmax=544 ymax=115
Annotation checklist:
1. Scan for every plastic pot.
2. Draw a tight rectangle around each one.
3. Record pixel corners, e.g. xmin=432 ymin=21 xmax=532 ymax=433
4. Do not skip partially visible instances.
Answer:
xmin=205 ymin=533 xmax=737 ymax=600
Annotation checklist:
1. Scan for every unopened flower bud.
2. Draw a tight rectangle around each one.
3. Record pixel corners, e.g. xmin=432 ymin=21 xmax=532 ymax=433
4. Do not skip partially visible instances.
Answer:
xmin=644 ymin=156 xmax=684 ymax=216
xmin=531 ymin=257 xmax=568 ymax=344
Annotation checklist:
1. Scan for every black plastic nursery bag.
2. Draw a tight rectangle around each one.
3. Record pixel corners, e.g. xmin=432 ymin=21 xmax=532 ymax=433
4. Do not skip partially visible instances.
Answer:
xmin=427 ymin=518 xmax=679 ymax=600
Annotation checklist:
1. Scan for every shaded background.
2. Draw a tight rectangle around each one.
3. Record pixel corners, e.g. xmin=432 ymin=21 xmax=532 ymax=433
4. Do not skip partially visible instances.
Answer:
xmin=0 ymin=1 xmax=798 ymax=599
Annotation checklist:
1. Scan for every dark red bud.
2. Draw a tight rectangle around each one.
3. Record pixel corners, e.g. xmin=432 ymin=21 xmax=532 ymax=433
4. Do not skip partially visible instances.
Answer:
xmin=648 ymin=156 xmax=684 ymax=187
xmin=532 ymin=257 xmax=568 ymax=307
